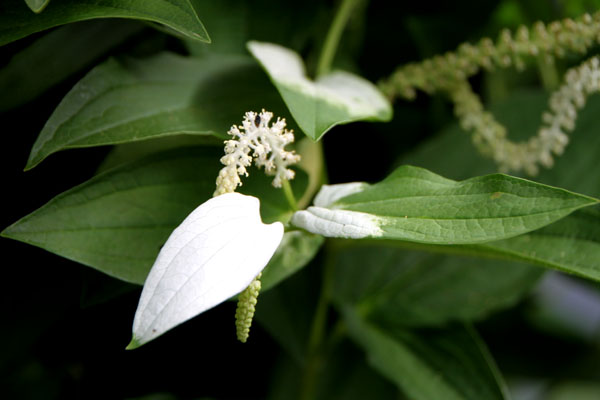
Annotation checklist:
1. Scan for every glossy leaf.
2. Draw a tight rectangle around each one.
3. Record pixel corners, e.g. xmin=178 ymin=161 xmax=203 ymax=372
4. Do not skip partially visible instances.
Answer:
xmin=128 ymin=193 xmax=284 ymax=348
xmin=291 ymin=166 xmax=598 ymax=244
xmin=247 ymin=41 xmax=392 ymax=140
xmin=26 ymin=53 xmax=292 ymax=169
xmin=2 ymin=148 xmax=308 ymax=285
xmin=332 ymin=245 xmax=542 ymax=328
xmin=344 ymin=309 xmax=508 ymax=400
xmin=24 ymin=0 xmax=50 ymax=13
xmin=0 ymin=20 xmax=143 ymax=111
xmin=0 ymin=0 xmax=208 ymax=46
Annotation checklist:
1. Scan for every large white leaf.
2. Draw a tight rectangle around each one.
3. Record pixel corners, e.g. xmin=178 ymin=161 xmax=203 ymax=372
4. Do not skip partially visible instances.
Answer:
xmin=128 ymin=193 xmax=284 ymax=348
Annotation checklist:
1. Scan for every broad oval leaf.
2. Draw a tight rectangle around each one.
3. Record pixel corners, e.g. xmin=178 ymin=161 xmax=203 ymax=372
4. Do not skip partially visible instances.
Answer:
xmin=128 ymin=193 xmax=284 ymax=349
xmin=247 ymin=41 xmax=392 ymax=140
xmin=25 ymin=52 xmax=292 ymax=169
xmin=344 ymin=309 xmax=509 ymax=400
xmin=291 ymin=166 xmax=598 ymax=244
xmin=24 ymin=0 xmax=50 ymax=13
xmin=2 ymin=147 xmax=309 ymax=285
xmin=0 ymin=0 xmax=209 ymax=46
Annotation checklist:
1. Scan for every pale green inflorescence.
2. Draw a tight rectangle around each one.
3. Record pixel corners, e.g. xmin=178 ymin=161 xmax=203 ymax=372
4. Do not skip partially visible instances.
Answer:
xmin=214 ymin=110 xmax=300 ymax=342
xmin=235 ymin=272 xmax=262 ymax=343
xmin=380 ymin=12 xmax=600 ymax=175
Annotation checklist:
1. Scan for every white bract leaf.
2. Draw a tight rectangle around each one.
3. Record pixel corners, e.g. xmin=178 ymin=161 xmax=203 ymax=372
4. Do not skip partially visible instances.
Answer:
xmin=313 ymin=182 xmax=368 ymax=208
xmin=128 ymin=193 xmax=284 ymax=349
xmin=291 ymin=206 xmax=384 ymax=239
xmin=247 ymin=41 xmax=392 ymax=140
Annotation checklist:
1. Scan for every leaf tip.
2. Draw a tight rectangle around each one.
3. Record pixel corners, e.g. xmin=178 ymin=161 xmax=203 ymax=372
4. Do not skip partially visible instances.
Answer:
xmin=125 ymin=336 xmax=142 ymax=350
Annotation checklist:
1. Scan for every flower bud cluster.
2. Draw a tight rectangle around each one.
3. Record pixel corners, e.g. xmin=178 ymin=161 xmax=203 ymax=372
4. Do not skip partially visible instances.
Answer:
xmin=235 ymin=273 xmax=262 ymax=343
xmin=380 ymin=12 xmax=600 ymax=100
xmin=214 ymin=110 xmax=300 ymax=196
xmin=451 ymin=57 xmax=600 ymax=175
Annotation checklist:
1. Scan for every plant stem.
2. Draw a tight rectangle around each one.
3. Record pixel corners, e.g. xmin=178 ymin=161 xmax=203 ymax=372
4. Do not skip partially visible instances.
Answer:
xmin=537 ymin=54 xmax=560 ymax=91
xmin=282 ymin=179 xmax=298 ymax=211
xmin=299 ymin=251 xmax=336 ymax=400
xmin=315 ymin=0 xmax=360 ymax=78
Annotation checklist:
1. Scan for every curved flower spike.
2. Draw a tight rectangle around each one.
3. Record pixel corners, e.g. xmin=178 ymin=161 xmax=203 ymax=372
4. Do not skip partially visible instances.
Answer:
xmin=127 ymin=193 xmax=284 ymax=349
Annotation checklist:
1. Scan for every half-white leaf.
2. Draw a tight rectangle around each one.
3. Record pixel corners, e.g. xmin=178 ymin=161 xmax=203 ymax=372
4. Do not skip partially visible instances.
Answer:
xmin=247 ymin=41 xmax=392 ymax=141
xmin=128 ymin=193 xmax=284 ymax=349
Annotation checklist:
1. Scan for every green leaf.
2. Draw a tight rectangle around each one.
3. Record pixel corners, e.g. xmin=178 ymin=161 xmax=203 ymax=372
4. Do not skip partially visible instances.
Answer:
xmin=344 ymin=309 xmax=508 ymax=400
xmin=471 ymin=208 xmax=600 ymax=281
xmin=24 ymin=0 xmax=50 ymax=13
xmin=261 ymin=231 xmax=324 ymax=292
xmin=26 ymin=53 xmax=292 ymax=169
xmin=332 ymin=245 xmax=542 ymax=328
xmin=247 ymin=41 xmax=392 ymax=140
xmin=0 ymin=0 xmax=209 ymax=46
xmin=399 ymin=90 xmax=600 ymax=281
xmin=2 ymin=147 xmax=308 ymax=284
xmin=0 ymin=20 xmax=143 ymax=111
xmin=267 ymin=340 xmax=399 ymax=400
xmin=291 ymin=166 xmax=598 ymax=244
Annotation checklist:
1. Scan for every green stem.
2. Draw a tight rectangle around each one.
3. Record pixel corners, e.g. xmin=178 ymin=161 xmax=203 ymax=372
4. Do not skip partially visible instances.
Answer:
xmin=537 ymin=54 xmax=560 ymax=91
xmin=315 ymin=0 xmax=360 ymax=78
xmin=299 ymin=251 xmax=336 ymax=400
xmin=282 ymin=179 xmax=298 ymax=211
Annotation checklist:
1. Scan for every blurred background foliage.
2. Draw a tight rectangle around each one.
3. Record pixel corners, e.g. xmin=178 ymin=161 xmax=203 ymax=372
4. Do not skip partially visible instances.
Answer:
xmin=1 ymin=0 xmax=600 ymax=399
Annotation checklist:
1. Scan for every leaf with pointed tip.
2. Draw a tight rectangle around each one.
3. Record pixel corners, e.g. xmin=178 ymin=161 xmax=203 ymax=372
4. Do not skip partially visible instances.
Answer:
xmin=247 ymin=41 xmax=392 ymax=140
xmin=26 ymin=52 xmax=293 ymax=169
xmin=344 ymin=308 xmax=508 ymax=400
xmin=397 ymin=90 xmax=600 ymax=282
xmin=2 ymin=147 xmax=309 ymax=285
xmin=291 ymin=166 xmax=598 ymax=244
xmin=128 ymin=193 xmax=284 ymax=348
xmin=24 ymin=0 xmax=50 ymax=13
xmin=0 ymin=0 xmax=209 ymax=46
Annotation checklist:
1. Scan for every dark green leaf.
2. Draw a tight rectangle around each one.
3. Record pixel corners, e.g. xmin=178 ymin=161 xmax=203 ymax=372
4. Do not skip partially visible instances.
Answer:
xmin=344 ymin=309 xmax=508 ymax=400
xmin=2 ymin=147 xmax=308 ymax=284
xmin=26 ymin=53 xmax=291 ymax=169
xmin=0 ymin=20 xmax=143 ymax=111
xmin=261 ymin=231 xmax=324 ymax=292
xmin=332 ymin=245 xmax=542 ymax=328
xmin=267 ymin=340 xmax=399 ymax=400
xmin=472 ymin=208 xmax=600 ymax=281
xmin=0 ymin=0 xmax=209 ymax=46
xmin=291 ymin=166 xmax=598 ymax=244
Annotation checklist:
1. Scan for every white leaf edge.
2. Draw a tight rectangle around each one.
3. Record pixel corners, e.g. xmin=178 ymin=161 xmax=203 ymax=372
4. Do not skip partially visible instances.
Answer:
xmin=128 ymin=192 xmax=284 ymax=349
xmin=247 ymin=41 xmax=392 ymax=136
xmin=292 ymin=182 xmax=384 ymax=239
xmin=314 ymin=182 xmax=369 ymax=208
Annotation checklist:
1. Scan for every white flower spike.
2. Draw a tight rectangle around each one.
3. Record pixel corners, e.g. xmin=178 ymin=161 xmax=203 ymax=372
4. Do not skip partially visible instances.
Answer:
xmin=127 ymin=193 xmax=284 ymax=349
